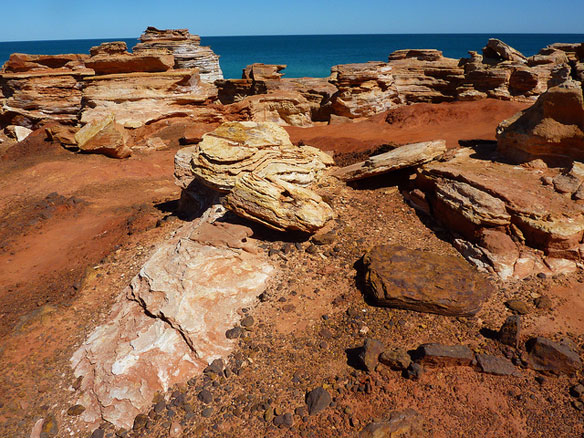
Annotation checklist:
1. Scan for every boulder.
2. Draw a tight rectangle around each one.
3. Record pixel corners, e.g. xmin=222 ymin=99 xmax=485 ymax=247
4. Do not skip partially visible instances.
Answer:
xmin=497 ymin=81 xmax=584 ymax=165
xmin=233 ymin=92 xmax=314 ymax=126
xmin=363 ymin=245 xmax=491 ymax=316
xmin=132 ymin=27 xmax=223 ymax=82
xmin=85 ymin=41 xmax=175 ymax=75
xmin=74 ymin=114 xmax=131 ymax=158
xmin=483 ymin=39 xmax=527 ymax=64
xmin=71 ymin=209 xmax=273 ymax=429
xmin=526 ymin=337 xmax=582 ymax=376
xmin=333 ymin=140 xmax=446 ymax=181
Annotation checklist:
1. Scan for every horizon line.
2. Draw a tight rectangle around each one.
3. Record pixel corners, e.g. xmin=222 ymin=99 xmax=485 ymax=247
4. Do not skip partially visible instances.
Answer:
xmin=1 ymin=31 xmax=584 ymax=44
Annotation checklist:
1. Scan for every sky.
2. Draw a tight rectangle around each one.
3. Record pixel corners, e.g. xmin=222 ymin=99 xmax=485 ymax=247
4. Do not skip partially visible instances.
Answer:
xmin=1 ymin=0 xmax=583 ymax=41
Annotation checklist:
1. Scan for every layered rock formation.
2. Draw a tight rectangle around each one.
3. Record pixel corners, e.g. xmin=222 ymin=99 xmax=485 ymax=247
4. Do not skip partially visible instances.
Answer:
xmin=133 ymin=27 xmax=223 ymax=82
xmin=85 ymin=41 xmax=174 ymax=75
xmin=174 ymin=121 xmax=335 ymax=232
xmin=71 ymin=206 xmax=273 ymax=429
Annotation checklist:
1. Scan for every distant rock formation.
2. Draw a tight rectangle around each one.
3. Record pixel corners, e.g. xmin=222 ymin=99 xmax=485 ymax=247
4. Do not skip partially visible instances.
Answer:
xmin=133 ymin=27 xmax=223 ymax=82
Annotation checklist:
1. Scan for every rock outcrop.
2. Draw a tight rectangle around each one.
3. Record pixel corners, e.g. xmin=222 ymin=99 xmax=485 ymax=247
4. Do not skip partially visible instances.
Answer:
xmin=85 ymin=41 xmax=175 ymax=75
xmin=71 ymin=206 xmax=273 ymax=429
xmin=175 ymin=121 xmax=335 ymax=232
xmin=496 ymin=80 xmax=584 ymax=165
xmin=133 ymin=27 xmax=223 ymax=82
xmin=363 ymin=245 xmax=491 ymax=316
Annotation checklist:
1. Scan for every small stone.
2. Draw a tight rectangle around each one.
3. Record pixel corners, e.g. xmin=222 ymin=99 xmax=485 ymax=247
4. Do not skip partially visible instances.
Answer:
xmin=405 ymin=363 xmax=423 ymax=380
xmin=535 ymin=296 xmax=552 ymax=310
xmin=305 ymin=244 xmax=318 ymax=254
xmin=312 ymin=231 xmax=336 ymax=246
xmin=91 ymin=429 xmax=105 ymax=438
xmin=476 ymin=354 xmax=522 ymax=376
xmin=264 ymin=407 xmax=274 ymax=422
xmin=413 ymin=344 xmax=474 ymax=367
xmin=526 ymin=337 xmax=583 ymax=375
xmin=66 ymin=404 xmax=86 ymax=416
xmin=306 ymin=387 xmax=332 ymax=415
xmin=498 ymin=315 xmax=521 ymax=347
xmin=154 ymin=400 xmax=165 ymax=413
xmin=505 ymin=299 xmax=530 ymax=315
xmin=133 ymin=414 xmax=148 ymax=431
xmin=201 ymin=407 xmax=213 ymax=418
xmin=41 ymin=415 xmax=58 ymax=436
xmin=379 ymin=347 xmax=412 ymax=371
xmin=198 ymin=389 xmax=213 ymax=404
xmin=283 ymin=412 xmax=294 ymax=427
xmin=357 ymin=338 xmax=385 ymax=372
xmin=226 ymin=327 xmax=243 ymax=339
xmin=204 ymin=359 xmax=224 ymax=375
xmin=241 ymin=315 xmax=255 ymax=328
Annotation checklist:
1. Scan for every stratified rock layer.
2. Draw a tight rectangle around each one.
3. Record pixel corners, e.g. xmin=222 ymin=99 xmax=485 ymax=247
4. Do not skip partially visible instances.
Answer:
xmin=74 ymin=114 xmax=131 ymax=158
xmin=363 ymin=245 xmax=491 ymax=316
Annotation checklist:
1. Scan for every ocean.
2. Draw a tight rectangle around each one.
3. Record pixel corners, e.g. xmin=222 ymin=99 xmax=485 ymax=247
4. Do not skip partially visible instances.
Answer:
xmin=0 ymin=34 xmax=583 ymax=79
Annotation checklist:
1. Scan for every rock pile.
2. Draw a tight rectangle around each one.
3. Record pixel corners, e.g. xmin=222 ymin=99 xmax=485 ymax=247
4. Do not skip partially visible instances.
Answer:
xmin=175 ymin=121 xmax=335 ymax=233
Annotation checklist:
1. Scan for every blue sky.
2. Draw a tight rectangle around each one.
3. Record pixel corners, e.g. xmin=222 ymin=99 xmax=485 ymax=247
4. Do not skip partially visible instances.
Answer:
xmin=2 ymin=0 xmax=584 ymax=41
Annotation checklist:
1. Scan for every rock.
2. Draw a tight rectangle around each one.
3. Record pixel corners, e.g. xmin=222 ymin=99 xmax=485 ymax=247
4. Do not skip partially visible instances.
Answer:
xmin=240 ymin=315 xmax=254 ymax=328
xmin=225 ymin=326 xmax=243 ymax=339
xmin=333 ymin=140 xmax=446 ymax=182
xmin=45 ymin=123 xmax=78 ymax=148
xmin=379 ymin=347 xmax=412 ymax=371
xmin=535 ymin=295 xmax=552 ymax=310
xmin=497 ymin=81 xmax=584 ymax=165
xmin=483 ymin=39 xmax=527 ymax=64
xmin=66 ymin=404 xmax=86 ymax=416
xmin=357 ymin=338 xmax=385 ymax=371
xmin=359 ymin=408 xmax=425 ymax=438
xmin=505 ymin=299 xmax=530 ymax=315
xmin=40 ymin=415 xmax=58 ymax=436
xmin=476 ymin=354 xmax=522 ymax=376
xmin=498 ymin=315 xmax=521 ymax=347
xmin=71 ymin=209 xmax=273 ymax=430
xmin=5 ymin=125 xmax=32 ymax=142
xmin=133 ymin=414 xmax=148 ymax=431
xmin=405 ymin=363 xmax=423 ymax=380
xmin=74 ymin=114 xmax=131 ymax=159
xmin=526 ymin=337 xmax=583 ymax=375
xmin=90 ymin=429 xmax=105 ymax=438
xmin=85 ymin=41 xmax=175 ymax=75
xmin=232 ymin=92 xmax=314 ymax=127
xmin=243 ymin=63 xmax=287 ymax=81
xmin=570 ymin=383 xmax=584 ymax=398
xmin=306 ymin=387 xmax=331 ymax=415
xmin=363 ymin=245 xmax=491 ymax=316
xmin=413 ymin=344 xmax=474 ymax=367
xmin=133 ymin=27 xmax=223 ymax=82
xmin=198 ymin=389 xmax=213 ymax=404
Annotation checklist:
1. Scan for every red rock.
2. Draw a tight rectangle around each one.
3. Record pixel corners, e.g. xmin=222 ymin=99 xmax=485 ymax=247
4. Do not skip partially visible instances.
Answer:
xmin=85 ymin=41 xmax=174 ymax=75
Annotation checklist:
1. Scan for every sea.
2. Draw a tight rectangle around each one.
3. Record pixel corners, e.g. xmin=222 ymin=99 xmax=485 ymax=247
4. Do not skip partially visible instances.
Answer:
xmin=0 ymin=34 xmax=583 ymax=79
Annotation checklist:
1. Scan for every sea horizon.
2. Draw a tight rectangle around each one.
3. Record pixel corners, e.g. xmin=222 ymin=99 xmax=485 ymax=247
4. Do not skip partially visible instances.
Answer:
xmin=1 ymin=33 xmax=583 ymax=79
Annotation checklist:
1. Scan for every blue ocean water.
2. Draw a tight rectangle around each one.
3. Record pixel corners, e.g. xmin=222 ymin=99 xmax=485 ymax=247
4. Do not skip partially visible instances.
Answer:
xmin=0 ymin=34 xmax=583 ymax=79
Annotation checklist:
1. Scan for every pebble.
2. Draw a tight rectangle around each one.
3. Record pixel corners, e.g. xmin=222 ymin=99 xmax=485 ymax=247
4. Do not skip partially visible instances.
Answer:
xmin=133 ymin=414 xmax=148 ymax=431
xmin=505 ymin=299 xmax=530 ymax=315
xmin=202 ymin=407 xmax=214 ymax=418
xmin=535 ymin=296 xmax=552 ymax=310
xmin=198 ymin=389 xmax=213 ymax=404
xmin=225 ymin=327 xmax=243 ymax=339
xmin=241 ymin=316 xmax=255 ymax=328
xmin=66 ymin=404 xmax=86 ymax=416
xmin=306 ymin=387 xmax=332 ymax=415
xmin=91 ymin=429 xmax=105 ymax=438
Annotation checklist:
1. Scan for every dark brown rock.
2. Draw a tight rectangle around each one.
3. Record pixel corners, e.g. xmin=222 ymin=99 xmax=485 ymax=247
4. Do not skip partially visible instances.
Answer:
xmin=306 ymin=386 xmax=331 ymax=415
xmin=379 ymin=347 xmax=412 ymax=371
xmin=358 ymin=338 xmax=385 ymax=372
xmin=476 ymin=354 xmax=522 ymax=376
xmin=526 ymin=337 xmax=582 ymax=375
xmin=505 ymin=299 xmax=530 ymax=315
xmin=363 ymin=245 xmax=491 ymax=316
xmin=498 ymin=315 xmax=521 ymax=347
xmin=413 ymin=344 xmax=474 ymax=367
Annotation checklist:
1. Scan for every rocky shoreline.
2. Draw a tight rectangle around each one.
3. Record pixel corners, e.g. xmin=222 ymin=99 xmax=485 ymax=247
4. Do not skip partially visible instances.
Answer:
xmin=0 ymin=27 xmax=583 ymax=438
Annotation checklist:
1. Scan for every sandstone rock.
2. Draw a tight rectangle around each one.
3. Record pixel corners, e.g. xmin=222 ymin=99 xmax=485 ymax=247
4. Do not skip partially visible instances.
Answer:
xmin=497 ymin=81 xmax=584 ymax=165
xmin=45 ymin=123 xmax=78 ymax=148
xmin=363 ymin=245 xmax=491 ymax=316
xmin=306 ymin=387 xmax=331 ymax=415
xmin=133 ymin=27 xmax=223 ymax=82
xmin=498 ymin=315 xmax=521 ymax=347
xmin=389 ymin=49 xmax=444 ymax=62
xmin=80 ymin=69 xmax=219 ymax=128
xmin=233 ymin=92 xmax=314 ymax=126
xmin=74 ymin=114 xmax=131 ymax=158
xmin=483 ymin=39 xmax=527 ymax=64
xmin=413 ymin=344 xmax=474 ymax=367
xmin=224 ymin=173 xmax=334 ymax=233
xmin=333 ymin=140 xmax=446 ymax=182
xmin=379 ymin=347 xmax=412 ymax=371
xmin=505 ymin=299 xmax=530 ymax=315
xmin=5 ymin=124 xmax=32 ymax=142
xmin=85 ymin=41 xmax=174 ymax=75
xmin=1 ymin=53 xmax=88 ymax=73
xmin=476 ymin=354 xmax=522 ymax=376
xmin=357 ymin=338 xmax=385 ymax=371
xmin=243 ymin=63 xmax=287 ymax=81
xmin=71 ymin=208 xmax=273 ymax=429
xmin=359 ymin=409 xmax=425 ymax=438
xmin=526 ymin=337 xmax=582 ymax=375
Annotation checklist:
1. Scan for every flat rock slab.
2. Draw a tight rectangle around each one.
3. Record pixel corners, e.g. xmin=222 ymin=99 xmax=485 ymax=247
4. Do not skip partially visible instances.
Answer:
xmin=413 ymin=344 xmax=475 ymax=367
xmin=527 ymin=337 xmax=582 ymax=376
xmin=363 ymin=245 xmax=491 ymax=316
xmin=334 ymin=140 xmax=446 ymax=182
xmin=476 ymin=354 xmax=522 ymax=377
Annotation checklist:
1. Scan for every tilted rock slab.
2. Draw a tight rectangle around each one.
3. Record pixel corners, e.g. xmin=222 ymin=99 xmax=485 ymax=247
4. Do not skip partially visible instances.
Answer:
xmin=333 ymin=140 xmax=446 ymax=181
xmin=71 ymin=207 xmax=273 ymax=430
xmin=176 ymin=121 xmax=335 ymax=232
xmin=363 ymin=245 xmax=491 ymax=316
xmin=74 ymin=113 xmax=131 ymax=158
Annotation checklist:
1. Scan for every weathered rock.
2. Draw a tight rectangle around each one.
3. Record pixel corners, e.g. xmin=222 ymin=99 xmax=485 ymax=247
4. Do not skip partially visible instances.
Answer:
xmin=413 ymin=344 xmax=474 ymax=367
xmin=333 ymin=140 xmax=446 ymax=181
xmin=363 ymin=245 xmax=491 ymax=316
xmin=379 ymin=347 xmax=412 ymax=370
xmin=5 ymin=124 xmax=32 ymax=141
xmin=133 ymin=27 xmax=223 ymax=82
xmin=233 ymin=92 xmax=314 ymax=126
xmin=498 ymin=315 xmax=521 ymax=347
xmin=359 ymin=409 xmax=425 ymax=438
xmin=85 ymin=41 xmax=175 ymax=75
xmin=476 ymin=354 xmax=522 ymax=376
xmin=483 ymin=39 xmax=527 ymax=64
xmin=306 ymin=387 xmax=331 ymax=415
xmin=357 ymin=338 xmax=385 ymax=371
xmin=71 ymin=208 xmax=273 ymax=429
xmin=526 ymin=337 xmax=582 ymax=375
xmin=497 ymin=81 xmax=584 ymax=165
xmin=45 ymin=123 xmax=78 ymax=148
xmin=243 ymin=63 xmax=287 ymax=81
xmin=74 ymin=114 xmax=131 ymax=158
xmin=80 ymin=69 xmax=219 ymax=128
xmin=505 ymin=299 xmax=530 ymax=315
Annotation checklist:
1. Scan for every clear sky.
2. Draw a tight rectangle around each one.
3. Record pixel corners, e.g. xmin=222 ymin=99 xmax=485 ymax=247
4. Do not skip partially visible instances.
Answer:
xmin=1 ymin=0 xmax=583 ymax=41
